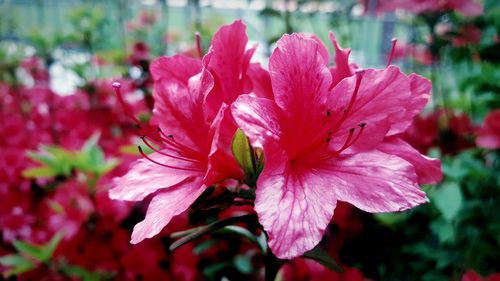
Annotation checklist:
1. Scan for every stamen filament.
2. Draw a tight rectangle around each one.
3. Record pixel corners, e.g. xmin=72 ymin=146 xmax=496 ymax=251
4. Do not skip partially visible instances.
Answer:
xmin=112 ymin=82 xmax=140 ymax=124
xmin=195 ymin=32 xmax=202 ymax=58
xmin=141 ymin=136 xmax=199 ymax=163
xmin=138 ymin=146 xmax=202 ymax=172
xmin=386 ymin=38 xmax=397 ymax=68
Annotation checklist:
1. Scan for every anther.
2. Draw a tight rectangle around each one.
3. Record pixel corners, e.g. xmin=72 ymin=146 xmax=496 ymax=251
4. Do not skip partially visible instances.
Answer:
xmin=358 ymin=122 xmax=366 ymax=128
xmin=386 ymin=38 xmax=397 ymax=68
xmin=326 ymin=110 xmax=331 ymax=117
xmin=112 ymin=80 xmax=140 ymax=124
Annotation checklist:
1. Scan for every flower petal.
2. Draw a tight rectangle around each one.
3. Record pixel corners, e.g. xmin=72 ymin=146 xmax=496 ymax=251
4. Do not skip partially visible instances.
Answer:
xmin=247 ymin=63 xmax=274 ymax=100
xmin=153 ymin=70 xmax=213 ymax=151
xmin=270 ymin=33 xmax=331 ymax=118
xmin=327 ymin=66 xmax=414 ymax=150
xmin=320 ymin=151 xmax=428 ymax=213
xmin=388 ymin=73 xmax=431 ymax=135
xmin=378 ymin=137 xmax=442 ymax=184
xmin=130 ymin=179 xmax=206 ymax=244
xmin=231 ymin=95 xmax=283 ymax=148
xmin=255 ymin=144 xmax=337 ymax=259
xmin=150 ymin=55 xmax=201 ymax=85
xmin=203 ymin=20 xmax=253 ymax=121
xmin=329 ymin=32 xmax=355 ymax=87
xmin=109 ymin=152 xmax=199 ymax=201
xmin=205 ymin=104 xmax=244 ymax=185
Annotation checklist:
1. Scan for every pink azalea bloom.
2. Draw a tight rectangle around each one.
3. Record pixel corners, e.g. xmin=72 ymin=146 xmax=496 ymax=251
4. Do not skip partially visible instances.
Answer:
xmin=109 ymin=20 xmax=255 ymax=244
xmin=232 ymin=33 xmax=441 ymax=258
xmin=476 ymin=110 xmax=500 ymax=149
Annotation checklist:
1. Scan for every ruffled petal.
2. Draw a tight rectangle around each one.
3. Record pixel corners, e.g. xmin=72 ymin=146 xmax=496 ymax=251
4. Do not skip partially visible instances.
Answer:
xmin=153 ymin=70 xmax=213 ymax=152
xmin=203 ymin=20 xmax=253 ymax=121
xmin=255 ymin=144 xmax=337 ymax=259
xmin=378 ymin=137 xmax=442 ymax=184
xmin=270 ymin=34 xmax=331 ymax=113
xmin=205 ymin=104 xmax=244 ymax=185
xmin=150 ymin=55 xmax=201 ymax=85
xmin=320 ymin=150 xmax=428 ymax=213
xmin=327 ymin=66 xmax=415 ymax=150
xmin=130 ymin=179 xmax=206 ymax=244
xmin=388 ymin=73 xmax=432 ymax=135
xmin=329 ymin=32 xmax=354 ymax=87
xmin=231 ymin=95 xmax=283 ymax=148
xmin=109 ymin=152 xmax=200 ymax=201
xmin=247 ymin=63 xmax=274 ymax=100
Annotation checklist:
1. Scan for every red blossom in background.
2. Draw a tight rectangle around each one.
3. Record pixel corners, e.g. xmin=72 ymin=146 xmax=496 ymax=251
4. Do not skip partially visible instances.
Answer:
xmin=476 ymin=110 xmax=500 ymax=149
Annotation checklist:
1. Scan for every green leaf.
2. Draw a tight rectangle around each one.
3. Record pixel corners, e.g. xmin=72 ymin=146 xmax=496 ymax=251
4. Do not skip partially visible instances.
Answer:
xmin=234 ymin=254 xmax=253 ymax=274
xmin=0 ymin=255 xmax=35 ymax=277
xmin=430 ymin=219 xmax=455 ymax=243
xmin=302 ymin=246 xmax=343 ymax=273
xmin=61 ymin=264 xmax=108 ymax=281
xmin=432 ymin=182 xmax=464 ymax=221
xmin=169 ymin=215 xmax=257 ymax=251
xmin=12 ymin=232 xmax=64 ymax=262
xmin=12 ymin=241 xmax=46 ymax=261
xmin=216 ymin=225 xmax=267 ymax=253
xmin=22 ymin=166 xmax=57 ymax=178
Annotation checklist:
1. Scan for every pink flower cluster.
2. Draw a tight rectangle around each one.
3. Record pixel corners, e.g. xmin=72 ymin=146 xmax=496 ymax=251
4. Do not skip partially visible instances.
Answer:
xmin=111 ymin=20 xmax=443 ymax=259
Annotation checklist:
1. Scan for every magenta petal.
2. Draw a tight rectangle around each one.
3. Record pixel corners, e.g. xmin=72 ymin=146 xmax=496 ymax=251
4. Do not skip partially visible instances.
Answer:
xmin=150 ymin=55 xmax=201 ymax=85
xmin=247 ymin=63 xmax=274 ymax=100
xmin=153 ymin=71 xmax=213 ymax=151
xmin=203 ymin=20 xmax=252 ymax=120
xmin=109 ymin=152 xmax=197 ymax=201
xmin=378 ymin=137 xmax=442 ymax=184
xmin=324 ymin=151 xmax=428 ymax=212
xmin=270 ymin=33 xmax=332 ymax=116
xmin=231 ymin=95 xmax=283 ymax=148
xmin=205 ymin=104 xmax=244 ymax=185
xmin=328 ymin=66 xmax=415 ymax=148
xmin=329 ymin=32 xmax=354 ymax=87
xmin=388 ymin=73 xmax=431 ymax=135
xmin=254 ymin=145 xmax=337 ymax=259
xmin=130 ymin=179 xmax=206 ymax=244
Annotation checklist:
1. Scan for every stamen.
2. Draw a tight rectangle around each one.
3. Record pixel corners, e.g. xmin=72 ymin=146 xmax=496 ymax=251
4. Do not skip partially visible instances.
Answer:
xmin=141 ymin=136 xmax=199 ymax=163
xmin=157 ymin=128 xmax=204 ymax=159
xmin=386 ymin=38 xmax=397 ymax=68
xmin=326 ymin=110 xmax=331 ymax=117
xmin=195 ymin=32 xmax=202 ymax=58
xmin=335 ymin=128 xmax=355 ymax=153
xmin=112 ymin=82 xmax=140 ymax=124
xmin=346 ymin=69 xmax=365 ymax=114
xmin=138 ymin=146 xmax=202 ymax=172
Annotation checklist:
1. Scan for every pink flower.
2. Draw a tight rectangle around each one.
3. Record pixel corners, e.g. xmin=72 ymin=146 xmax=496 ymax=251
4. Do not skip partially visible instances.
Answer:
xmin=109 ymin=20 xmax=254 ymax=244
xmin=476 ymin=110 xmax=500 ymax=149
xmin=232 ymin=33 xmax=441 ymax=258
